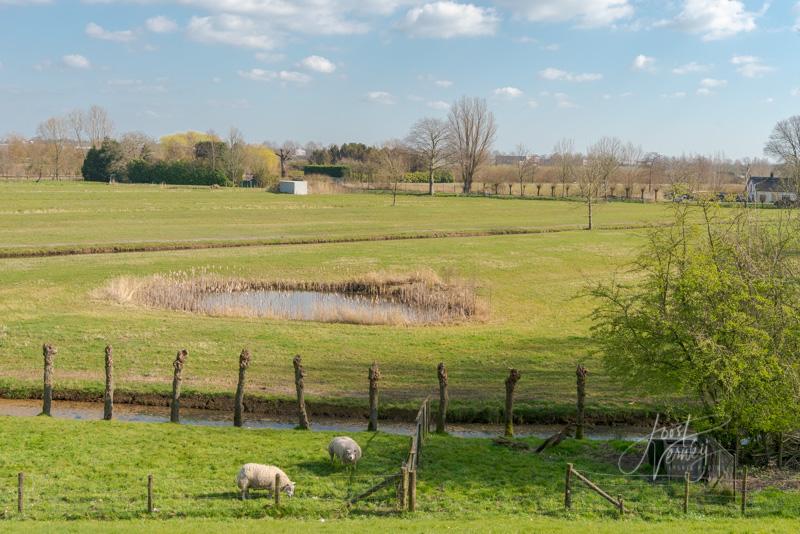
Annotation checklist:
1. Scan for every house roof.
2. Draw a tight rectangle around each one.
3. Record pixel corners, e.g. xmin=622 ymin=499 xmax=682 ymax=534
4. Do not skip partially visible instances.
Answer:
xmin=747 ymin=176 xmax=791 ymax=193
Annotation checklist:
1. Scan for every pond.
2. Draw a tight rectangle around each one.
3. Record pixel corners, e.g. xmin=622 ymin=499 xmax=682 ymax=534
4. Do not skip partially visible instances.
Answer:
xmin=194 ymin=290 xmax=441 ymax=325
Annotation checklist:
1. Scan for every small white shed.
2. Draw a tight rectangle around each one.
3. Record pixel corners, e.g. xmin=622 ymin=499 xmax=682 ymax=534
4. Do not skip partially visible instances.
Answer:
xmin=278 ymin=180 xmax=308 ymax=195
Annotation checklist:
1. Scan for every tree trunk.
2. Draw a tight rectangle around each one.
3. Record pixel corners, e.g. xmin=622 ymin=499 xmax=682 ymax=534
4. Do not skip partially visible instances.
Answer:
xmin=428 ymin=166 xmax=434 ymax=196
xmin=575 ymin=364 xmax=587 ymax=439
xmin=368 ymin=362 xmax=381 ymax=431
xmin=587 ymin=197 xmax=593 ymax=230
xmin=504 ymin=368 xmax=521 ymax=437
xmin=103 ymin=345 xmax=114 ymax=420
xmin=170 ymin=350 xmax=188 ymax=423
xmin=41 ymin=344 xmax=57 ymax=416
xmin=654 ymin=189 xmax=659 ymax=202
xmin=536 ymin=185 xmax=541 ymax=196
xmin=436 ymin=362 xmax=449 ymax=434
xmin=234 ymin=349 xmax=251 ymax=427
xmin=293 ymin=354 xmax=310 ymax=429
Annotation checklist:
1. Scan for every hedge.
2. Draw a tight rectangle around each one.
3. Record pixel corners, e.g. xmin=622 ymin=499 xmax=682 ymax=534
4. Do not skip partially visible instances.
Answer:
xmin=404 ymin=170 xmax=454 ymax=183
xmin=127 ymin=160 xmax=230 ymax=186
xmin=303 ymin=165 xmax=350 ymax=178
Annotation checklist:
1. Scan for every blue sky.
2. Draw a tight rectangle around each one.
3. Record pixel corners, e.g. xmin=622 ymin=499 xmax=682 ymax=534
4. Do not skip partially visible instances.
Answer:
xmin=0 ymin=1 xmax=798 ymax=158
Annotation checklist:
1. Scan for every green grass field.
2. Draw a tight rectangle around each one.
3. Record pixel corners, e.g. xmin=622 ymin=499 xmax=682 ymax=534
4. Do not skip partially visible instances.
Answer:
xmin=0 ymin=416 xmax=796 ymax=527
xmin=0 ymin=181 xmax=689 ymax=420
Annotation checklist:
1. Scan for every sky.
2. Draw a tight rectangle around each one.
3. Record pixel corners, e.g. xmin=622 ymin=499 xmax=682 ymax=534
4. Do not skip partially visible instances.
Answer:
xmin=0 ymin=0 xmax=798 ymax=158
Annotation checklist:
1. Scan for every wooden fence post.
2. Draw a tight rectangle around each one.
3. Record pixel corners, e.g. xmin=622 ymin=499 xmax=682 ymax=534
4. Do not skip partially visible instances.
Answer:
xmin=17 ymin=472 xmax=23 ymax=514
xmin=504 ymin=368 xmax=521 ymax=437
xmin=293 ymin=355 xmax=310 ymax=430
xmin=170 ymin=349 xmax=188 ymax=423
xmin=741 ymin=466 xmax=748 ymax=515
xmin=408 ymin=468 xmax=417 ymax=512
xmin=575 ymin=364 xmax=587 ymax=440
xmin=564 ymin=463 xmax=572 ymax=510
xmin=368 ymin=362 xmax=381 ymax=432
xmin=618 ymin=495 xmax=624 ymax=516
xmin=41 ymin=344 xmax=57 ymax=416
xmin=399 ymin=464 xmax=409 ymax=510
xmin=147 ymin=474 xmax=154 ymax=513
xmin=103 ymin=345 xmax=114 ymax=420
xmin=683 ymin=471 xmax=690 ymax=514
xmin=436 ymin=363 xmax=448 ymax=434
xmin=234 ymin=349 xmax=251 ymax=427
xmin=274 ymin=473 xmax=281 ymax=508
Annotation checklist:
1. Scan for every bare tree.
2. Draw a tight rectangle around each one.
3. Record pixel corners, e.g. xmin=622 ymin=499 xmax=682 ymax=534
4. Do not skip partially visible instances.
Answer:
xmin=621 ymin=142 xmax=644 ymax=199
xmin=552 ymin=138 xmax=576 ymax=197
xmin=224 ymin=128 xmax=246 ymax=184
xmin=67 ymin=109 xmax=85 ymax=149
xmin=36 ymin=116 xmax=67 ymax=180
xmin=446 ymin=97 xmax=496 ymax=194
xmin=407 ymin=117 xmax=448 ymax=195
xmin=376 ymin=140 xmax=409 ymax=206
xmin=580 ymin=138 xmax=623 ymax=229
xmin=765 ymin=115 xmax=800 ymax=192
xmin=86 ymin=105 xmax=114 ymax=148
xmin=513 ymin=144 xmax=537 ymax=197
xmin=119 ymin=132 xmax=155 ymax=163
xmin=642 ymin=152 xmax=663 ymax=193
xmin=276 ymin=141 xmax=298 ymax=178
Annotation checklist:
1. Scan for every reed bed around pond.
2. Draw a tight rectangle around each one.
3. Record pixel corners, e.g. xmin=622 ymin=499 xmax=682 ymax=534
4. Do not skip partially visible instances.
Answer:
xmin=97 ymin=271 xmax=486 ymax=326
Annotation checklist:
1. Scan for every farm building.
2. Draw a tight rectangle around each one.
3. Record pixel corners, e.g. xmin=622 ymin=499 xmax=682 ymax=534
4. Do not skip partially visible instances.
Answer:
xmin=278 ymin=180 xmax=308 ymax=195
xmin=746 ymin=174 xmax=796 ymax=204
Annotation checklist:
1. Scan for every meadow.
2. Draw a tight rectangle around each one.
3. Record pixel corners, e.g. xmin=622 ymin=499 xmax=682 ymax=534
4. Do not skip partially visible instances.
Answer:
xmin=0 ymin=181 xmax=689 ymax=421
xmin=0 ymin=416 xmax=796 ymax=525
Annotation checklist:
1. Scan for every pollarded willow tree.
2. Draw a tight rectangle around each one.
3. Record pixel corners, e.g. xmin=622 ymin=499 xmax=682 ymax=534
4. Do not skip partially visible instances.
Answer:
xmin=765 ymin=115 xmax=800 ymax=192
xmin=591 ymin=204 xmax=800 ymax=439
xmin=447 ymin=96 xmax=496 ymax=194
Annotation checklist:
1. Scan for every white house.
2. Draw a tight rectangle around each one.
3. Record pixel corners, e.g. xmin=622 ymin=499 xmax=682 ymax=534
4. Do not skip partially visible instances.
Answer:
xmin=746 ymin=174 xmax=795 ymax=204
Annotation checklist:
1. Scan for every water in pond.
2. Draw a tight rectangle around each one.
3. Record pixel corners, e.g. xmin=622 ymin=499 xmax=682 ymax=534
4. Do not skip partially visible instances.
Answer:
xmin=195 ymin=290 xmax=440 ymax=325
xmin=0 ymin=399 xmax=647 ymax=441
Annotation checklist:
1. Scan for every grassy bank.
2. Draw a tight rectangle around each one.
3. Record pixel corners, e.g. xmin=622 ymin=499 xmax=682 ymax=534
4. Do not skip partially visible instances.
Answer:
xmin=0 ymin=416 xmax=796 ymax=524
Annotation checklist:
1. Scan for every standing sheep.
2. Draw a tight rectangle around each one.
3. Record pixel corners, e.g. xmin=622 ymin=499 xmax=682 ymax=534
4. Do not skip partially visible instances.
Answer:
xmin=235 ymin=463 xmax=295 ymax=500
xmin=328 ymin=436 xmax=362 ymax=468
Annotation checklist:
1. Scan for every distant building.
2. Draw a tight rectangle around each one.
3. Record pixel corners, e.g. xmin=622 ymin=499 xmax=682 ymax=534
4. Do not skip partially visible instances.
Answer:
xmin=746 ymin=174 xmax=796 ymax=203
xmin=494 ymin=154 xmax=539 ymax=166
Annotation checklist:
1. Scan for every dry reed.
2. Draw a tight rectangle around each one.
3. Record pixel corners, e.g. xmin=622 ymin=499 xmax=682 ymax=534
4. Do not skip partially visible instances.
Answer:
xmin=96 ymin=270 xmax=485 ymax=326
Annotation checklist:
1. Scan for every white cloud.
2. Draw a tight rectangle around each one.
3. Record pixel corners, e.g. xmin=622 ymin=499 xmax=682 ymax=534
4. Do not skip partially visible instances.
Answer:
xmin=554 ymin=92 xmax=576 ymax=108
xmin=631 ymin=54 xmax=655 ymax=71
xmin=188 ymin=15 xmax=276 ymax=50
xmin=493 ymin=86 xmax=523 ymax=98
xmin=497 ymin=0 xmax=633 ymax=27
xmin=400 ymin=1 xmax=499 ymax=38
xmin=106 ymin=79 xmax=167 ymax=94
xmin=541 ymin=43 xmax=560 ymax=51
xmin=301 ymin=55 xmax=336 ymax=73
xmin=427 ymin=100 xmax=450 ymax=110
xmin=671 ymin=0 xmax=761 ymax=41
xmin=527 ymin=99 xmax=539 ymax=108
xmin=730 ymin=55 xmax=773 ymax=78
xmin=791 ymin=88 xmax=800 ymax=97
xmin=146 ymin=16 xmax=178 ymax=34
xmin=539 ymin=67 xmax=602 ymax=82
xmin=85 ymin=22 xmax=135 ymax=43
xmin=366 ymin=91 xmax=395 ymax=104
xmin=696 ymin=87 xmax=713 ymax=96
xmin=238 ymin=68 xmax=311 ymax=83
xmin=62 ymin=54 xmax=90 ymax=69
xmin=435 ymin=79 xmax=453 ymax=87
xmin=763 ymin=97 xmax=774 ymax=103
xmin=672 ymin=61 xmax=710 ymax=74
xmin=661 ymin=91 xmax=687 ymax=99
xmin=699 ymin=77 xmax=727 ymax=88
xmin=795 ymin=2 xmax=800 ymax=31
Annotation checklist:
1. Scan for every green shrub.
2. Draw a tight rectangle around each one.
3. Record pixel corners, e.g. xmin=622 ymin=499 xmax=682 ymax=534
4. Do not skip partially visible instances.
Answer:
xmin=127 ymin=160 xmax=230 ymax=186
xmin=81 ymin=139 xmax=124 ymax=182
xmin=404 ymin=170 xmax=454 ymax=183
xmin=302 ymin=165 xmax=350 ymax=178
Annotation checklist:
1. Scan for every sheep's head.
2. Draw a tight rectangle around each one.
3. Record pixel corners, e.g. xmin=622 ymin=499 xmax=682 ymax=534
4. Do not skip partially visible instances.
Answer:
xmin=344 ymin=449 xmax=357 ymax=463
xmin=282 ymin=482 xmax=296 ymax=497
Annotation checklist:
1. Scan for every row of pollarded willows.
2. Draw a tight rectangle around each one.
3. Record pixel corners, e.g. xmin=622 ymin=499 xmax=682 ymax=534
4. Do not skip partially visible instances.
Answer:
xmin=36 ymin=342 xmax=592 ymax=443
xmin=96 ymin=270 xmax=486 ymax=325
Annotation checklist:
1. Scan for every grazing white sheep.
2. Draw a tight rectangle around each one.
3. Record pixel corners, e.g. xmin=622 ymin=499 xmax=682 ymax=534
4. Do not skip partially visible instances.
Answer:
xmin=328 ymin=436 xmax=362 ymax=467
xmin=235 ymin=463 xmax=295 ymax=500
